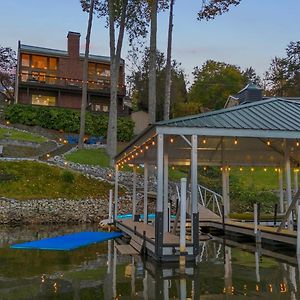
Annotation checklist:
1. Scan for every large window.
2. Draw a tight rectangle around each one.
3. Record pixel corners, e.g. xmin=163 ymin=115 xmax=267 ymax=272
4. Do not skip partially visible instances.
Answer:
xmin=89 ymin=63 xmax=111 ymax=81
xmin=32 ymin=94 xmax=56 ymax=106
xmin=21 ymin=54 xmax=30 ymax=67
xmin=31 ymin=55 xmax=47 ymax=69
xmin=20 ymin=54 xmax=58 ymax=84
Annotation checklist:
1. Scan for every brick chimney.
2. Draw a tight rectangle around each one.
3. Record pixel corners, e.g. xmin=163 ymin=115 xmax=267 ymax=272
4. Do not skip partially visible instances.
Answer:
xmin=67 ymin=31 xmax=81 ymax=58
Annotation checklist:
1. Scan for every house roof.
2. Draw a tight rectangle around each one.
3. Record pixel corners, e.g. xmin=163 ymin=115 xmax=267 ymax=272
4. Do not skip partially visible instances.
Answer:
xmin=20 ymin=44 xmax=124 ymax=65
xmin=157 ymin=98 xmax=300 ymax=131
xmin=238 ymin=82 xmax=262 ymax=94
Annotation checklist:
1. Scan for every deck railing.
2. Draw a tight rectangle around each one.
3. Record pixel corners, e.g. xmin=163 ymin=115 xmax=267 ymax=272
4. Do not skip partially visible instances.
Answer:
xmin=19 ymin=72 xmax=126 ymax=94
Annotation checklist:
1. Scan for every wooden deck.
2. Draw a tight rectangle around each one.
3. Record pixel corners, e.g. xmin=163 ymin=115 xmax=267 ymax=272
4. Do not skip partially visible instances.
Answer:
xmin=201 ymin=219 xmax=297 ymax=246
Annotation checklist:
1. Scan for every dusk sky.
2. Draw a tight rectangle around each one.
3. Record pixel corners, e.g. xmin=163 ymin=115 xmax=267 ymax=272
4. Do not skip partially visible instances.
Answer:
xmin=1 ymin=0 xmax=299 ymax=84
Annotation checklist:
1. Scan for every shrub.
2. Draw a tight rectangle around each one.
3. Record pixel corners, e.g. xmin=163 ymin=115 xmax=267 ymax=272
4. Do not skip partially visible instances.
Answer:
xmin=4 ymin=104 xmax=134 ymax=142
xmin=61 ymin=170 xmax=75 ymax=183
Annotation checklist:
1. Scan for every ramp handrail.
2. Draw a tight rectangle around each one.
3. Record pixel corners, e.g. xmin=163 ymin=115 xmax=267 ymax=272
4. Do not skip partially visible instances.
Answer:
xmin=198 ymin=184 xmax=223 ymax=217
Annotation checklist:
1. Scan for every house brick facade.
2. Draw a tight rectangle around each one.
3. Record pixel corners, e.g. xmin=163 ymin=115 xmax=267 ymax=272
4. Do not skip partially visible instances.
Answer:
xmin=15 ymin=31 xmax=129 ymax=116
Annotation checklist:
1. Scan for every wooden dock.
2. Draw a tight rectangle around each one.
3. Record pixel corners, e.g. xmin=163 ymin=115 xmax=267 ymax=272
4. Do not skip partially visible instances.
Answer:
xmin=116 ymin=219 xmax=195 ymax=261
xmin=200 ymin=219 xmax=297 ymax=246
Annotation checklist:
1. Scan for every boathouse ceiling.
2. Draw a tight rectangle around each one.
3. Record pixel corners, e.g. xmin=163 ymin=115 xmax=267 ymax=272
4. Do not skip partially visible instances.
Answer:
xmin=115 ymin=98 xmax=300 ymax=168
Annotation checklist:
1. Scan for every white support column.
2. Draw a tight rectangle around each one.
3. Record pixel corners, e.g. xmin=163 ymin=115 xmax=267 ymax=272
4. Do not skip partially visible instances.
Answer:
xmin=109 ymin=189 xmax=113 ymax=223
xmin=114 ymin=165 xmax=119 ymax=220
xmin=132 ymin=165 xmax=137 ymax=220
xmin=144 ymin=161 xmax=148 ymax=224
xmin=279 ymin=169 xmax=284 ymax=213
xmin=163 ymin=153 xmax=169 ymax=232
xmin=285 ymin=141 xmax=293 ymax=230
xmin=180 ymin=178 xmax=187 ymax=269
xmin=226 ymin=169 xmax=230 ymax=215
xmin=295 ymin=170 xmax=299 ymax=194
xmin=155 ymin=134 xmax=164 ymax=257
xmin=222 ymin=168 xmax=230 ymax=217
xmin=297 ymin=204 xmax=300 ymax=255
xmin=191 ymin=134 xmax=199 ymax=256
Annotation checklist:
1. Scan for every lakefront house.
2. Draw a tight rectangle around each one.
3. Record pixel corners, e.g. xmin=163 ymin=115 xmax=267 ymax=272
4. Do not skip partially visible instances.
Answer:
xmin=14 ymin=31 xmax=129 ymax=115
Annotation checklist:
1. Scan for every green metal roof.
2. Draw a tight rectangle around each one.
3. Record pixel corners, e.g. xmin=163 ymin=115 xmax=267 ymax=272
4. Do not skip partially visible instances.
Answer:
xmin=20 ymin=44 xmax=124 ymax=64
xmin=157 ymin=98 xmax=300 ymax=131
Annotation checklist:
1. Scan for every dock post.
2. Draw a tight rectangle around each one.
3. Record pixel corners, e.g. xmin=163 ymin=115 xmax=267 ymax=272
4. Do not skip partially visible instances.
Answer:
xmin=254 ymin=203 xmax=261 ymax=243
xmin=295 ymin=170 xmax=299 ymax=194
xmin=191 ymin=134 xmax=199 ymax=256
xmin=133 ymin=166 xmax=138 ymax=221
xmin=155 ymin=134 xmax=164 ymax=259
xmin=109 ymin=189 xmax=113 ymax=224
xmin=168 ymin=202 xmax=171 ymax=232
xmin=297 ymin=204 xmax=300 ymax=255
xmin=114 ymin=164 xmax=119 ymax=221
xmin=144 ymin=161 xmax=148 ymax=224
xmin=279 ymin=169 xmax=284 ymax=213
xmin=163 ymin=153 xmax=169 ymax=232
xmin=285 ymin=141 xmax=294 ymax=230
xmin=273 ymin=204 xmax=278 ymax=227
xmin=180 ymin=178 xmax=187 ymax=269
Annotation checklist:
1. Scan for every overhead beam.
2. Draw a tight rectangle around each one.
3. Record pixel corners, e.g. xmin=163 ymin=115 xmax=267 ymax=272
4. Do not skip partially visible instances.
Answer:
xmin=157 ymin=126 xmax=300 ymax=140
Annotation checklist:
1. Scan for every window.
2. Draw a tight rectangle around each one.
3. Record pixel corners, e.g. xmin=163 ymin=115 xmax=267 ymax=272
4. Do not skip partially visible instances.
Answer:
xmin=31 ymin=55 xmax=47 ymax=69
xmin=49 ymin=57 xmax=58 ymax=70
xmin=21 ymin=54 xmax=30 ymax=67
xmin=88 ymin=63 xmax=96 ymax=79
xmin=32 ymin=94 xmax=56 ymax=106
xmin=21 ymin=71 xmax=28 ymax=82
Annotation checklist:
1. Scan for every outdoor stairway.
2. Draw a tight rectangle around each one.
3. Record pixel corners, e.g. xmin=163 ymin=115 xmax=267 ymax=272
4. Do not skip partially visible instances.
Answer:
xmin=115 ymin=229 xmax=145 ymax=255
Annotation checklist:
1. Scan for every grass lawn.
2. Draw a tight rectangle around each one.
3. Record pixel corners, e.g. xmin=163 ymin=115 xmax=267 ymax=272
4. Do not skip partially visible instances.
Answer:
xmin=231 ymin=167 xmax=283 ymax=190
xmin=65 ymin=148 xmax=111 ymax=168
xmin=65 ymin=148 xmax=189 ymax=181
xmin=0 ymin=161 xmax=114 ymax=200
xmin=0 ymin=127 xmax=47 ymax=143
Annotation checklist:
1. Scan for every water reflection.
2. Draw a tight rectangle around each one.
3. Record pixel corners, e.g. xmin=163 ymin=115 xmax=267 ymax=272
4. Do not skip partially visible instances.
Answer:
xmin=0 ymin=225 xmax=300 ymax=299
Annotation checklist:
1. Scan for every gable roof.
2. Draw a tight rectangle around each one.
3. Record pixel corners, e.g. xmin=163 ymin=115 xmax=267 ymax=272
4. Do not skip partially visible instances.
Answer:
xmin=157 ymin=98 xmax=300 ymax=131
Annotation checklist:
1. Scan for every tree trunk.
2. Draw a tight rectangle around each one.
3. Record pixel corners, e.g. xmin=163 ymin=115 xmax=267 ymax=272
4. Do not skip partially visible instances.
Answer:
xmin=106 ymin=0 xmax=128 ymax=164
xmin=78 ymin=0 xmax=95 ymax=149
xmin=164 ymin=0 xmax=174 ymax=121
xmin=148 ymin=0 xmax=158 ymax=124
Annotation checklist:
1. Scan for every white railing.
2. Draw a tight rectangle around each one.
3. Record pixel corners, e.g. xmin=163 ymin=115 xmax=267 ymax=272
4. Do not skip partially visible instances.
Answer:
xmin=175 ymin=183 xmax=223 ymax=217
xmin=198 ymin=184 xmax=223 ymax=217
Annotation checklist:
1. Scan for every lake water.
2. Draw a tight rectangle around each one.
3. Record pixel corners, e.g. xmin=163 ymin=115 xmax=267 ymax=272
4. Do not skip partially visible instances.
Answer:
xmin=0 ymin=224 xmax=299 ymax=299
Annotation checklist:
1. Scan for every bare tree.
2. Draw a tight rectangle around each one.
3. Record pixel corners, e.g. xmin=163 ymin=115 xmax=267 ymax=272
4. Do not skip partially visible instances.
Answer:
xmin=148 ymin=0 xmax=158 ymax=124
xmin=0 ymin=46 xmax=16 ymax=103
xmin=163 ymin=0 xmax=174 ymax=121
xmin=106 ymin=0 xmax=128 ymax=162
xmin=78 ymin=0 xmax=96 ymax=149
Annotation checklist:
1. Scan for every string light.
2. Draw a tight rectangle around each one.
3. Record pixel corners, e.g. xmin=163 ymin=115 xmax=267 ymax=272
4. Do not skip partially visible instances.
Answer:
xmin=275 ymin=168 xmax=278 ymax=172
xmin=145 ymin=145 xmax=149 ymax=150
xmin=267 ymin=140 xmax=271 ymax=146
xmin=251 ymin=167 xmax=254 ymax=172
xmin=264 ymin=168 xmax=267 ymax=172
xmin=202 ymin=137 xmax=206 ymax=144
xmin=234 ymin=138 xmax=238 ymax=145
xmin=239 ymin=167 xmax=243 ymax=172
xmin=140 ymin=149 xmax=143 ymax=153
xmin=297 ymin=141 xmax=300 ymax=147
xmin=203 ymin=167 xmax=207 ymax=171
xmin=172 ymin=166 xmax=175 ymax=170
xmin=170 ymin=138 xmax=174 ymax=143
xmin=152 ymin=140 xmax=155 ymax=146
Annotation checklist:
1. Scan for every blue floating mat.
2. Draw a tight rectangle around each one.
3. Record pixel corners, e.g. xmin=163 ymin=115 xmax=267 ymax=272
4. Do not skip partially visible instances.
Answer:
xmin=10 ymin=231 xmax=122 ymax=251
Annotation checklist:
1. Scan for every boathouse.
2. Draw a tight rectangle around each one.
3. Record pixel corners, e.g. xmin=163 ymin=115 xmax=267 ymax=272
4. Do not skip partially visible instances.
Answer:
xmin=114 ymin=98 xmax=300 ymax=262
